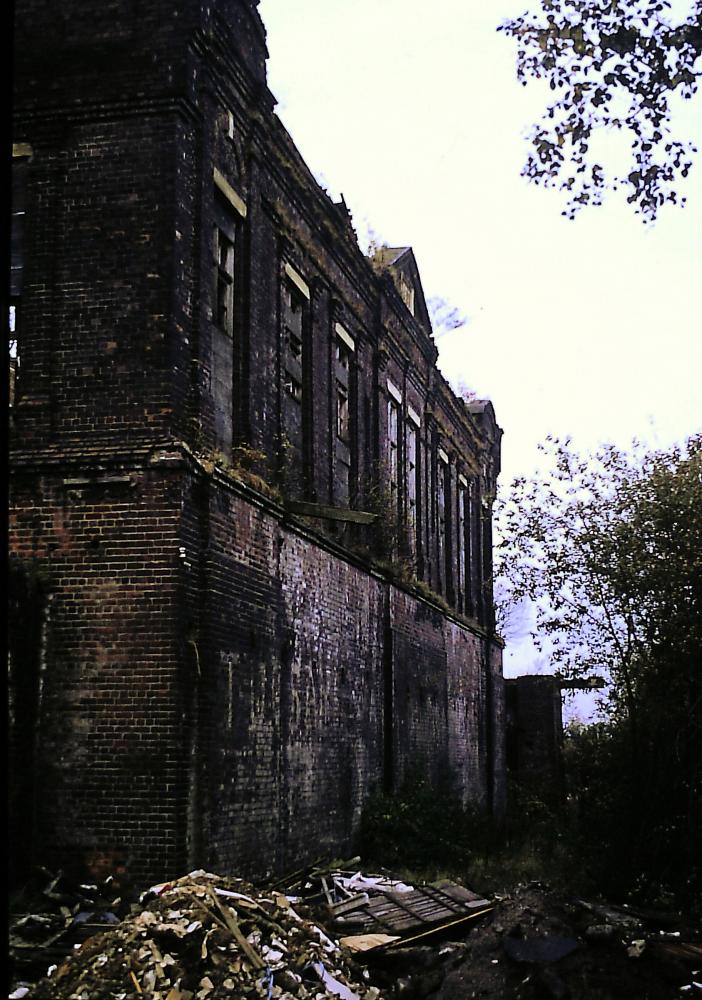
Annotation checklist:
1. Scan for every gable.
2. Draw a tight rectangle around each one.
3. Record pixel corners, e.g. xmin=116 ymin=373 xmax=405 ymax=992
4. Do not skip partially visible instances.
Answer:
xmin=372 ymin=246 xmax=433 ymax=335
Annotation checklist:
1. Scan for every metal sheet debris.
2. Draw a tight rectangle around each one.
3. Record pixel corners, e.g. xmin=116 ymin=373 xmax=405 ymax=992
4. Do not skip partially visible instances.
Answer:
xmin=502 ymin=933 xmax=579 ymax=964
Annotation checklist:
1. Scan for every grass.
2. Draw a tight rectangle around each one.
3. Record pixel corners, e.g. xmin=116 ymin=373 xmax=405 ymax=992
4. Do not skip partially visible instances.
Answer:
xmin=354 ymin=774 xmax=599 ymax=898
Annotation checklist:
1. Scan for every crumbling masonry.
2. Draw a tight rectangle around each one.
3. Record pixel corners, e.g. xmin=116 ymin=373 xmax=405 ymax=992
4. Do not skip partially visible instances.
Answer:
xmin=9 ymin=0 xmax=505 ymax=886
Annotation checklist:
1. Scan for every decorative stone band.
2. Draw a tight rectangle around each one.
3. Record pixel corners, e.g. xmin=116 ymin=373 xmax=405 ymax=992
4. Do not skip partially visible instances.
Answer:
xmin=335 ymin=322 xmax=355 ymax=352
xmin=213 ymin=167 xmax=247 ymax=218
xmin=284 ymin=261 xmax=310 ymax=300
xmin=407 ymin=405 xmax=421 ymax=427
xmin=387 ymin=379 xmax=402 ymax=404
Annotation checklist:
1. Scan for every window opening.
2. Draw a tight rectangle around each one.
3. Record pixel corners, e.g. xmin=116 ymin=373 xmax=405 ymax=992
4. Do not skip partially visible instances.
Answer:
xmin=458 ymin=483 xmax=468 ymax=613
xmin=336 ymin=381 xmax=349 ymax=441
xmin=10 ymin=154 xmax=28 ymax=408
xmin=215 ymin=227 xmax=235 ymax=334
xmin=397 ymin=273 xmax=415 ymax=315
xmin=334 ymin=330 xmax=354 ymax=506
xmin=282 ymin=281 xmax=305 ymax=403
xmin=437 ymin=456 xmax=446 ymax=594
xmin=388 ymin=399 xmax=400 ymax=514
xmin=283 ymin=371 xmax=302 ymax=403
xmin=406 ymin=422 xmax=418 ymax=556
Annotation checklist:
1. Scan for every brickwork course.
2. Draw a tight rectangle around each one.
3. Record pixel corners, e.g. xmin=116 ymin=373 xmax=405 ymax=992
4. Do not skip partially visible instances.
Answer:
xmin=9 ymin=0 xmax=506 ymax=886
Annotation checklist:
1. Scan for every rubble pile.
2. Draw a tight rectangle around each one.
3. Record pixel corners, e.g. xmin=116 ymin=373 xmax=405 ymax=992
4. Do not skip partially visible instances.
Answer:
xmin=21 ymin=870 xmax=382 ymax=1000
xmin=10 ymin=867 xmax=701 ymax=999
xmin=9 ymin=867 xmax=127 ymax=990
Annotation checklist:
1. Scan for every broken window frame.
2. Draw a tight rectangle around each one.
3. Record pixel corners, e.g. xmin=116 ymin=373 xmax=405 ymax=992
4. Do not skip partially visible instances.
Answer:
xmin=457 ymin=479 xmax=469 ymax=616
xmin=283 ymin=370 xmax=303 ymax=403
xmin=471 ymin=477 xmax=484 ymax=622
xmin=387 ymin=397 xmax=401 ymax=516
xmin=281 ymin=278 xmax=306 ymax=406
xmin=336 ymin=380 xmax=350 ymax=442
xmin=279 ymin=263 xmax=311 ymax=498
xmin=334 ymin=334 xmax=353 ymax=444
xmin=333 ymin=326 xmax=356 ymax=507
xmin=437 ymin=451 xmax=448 ymax=595
xmin=214 ymin=225 xmax=235 ymax=335
xmin=211 ymin=186 xmax=244 ymax=457
xmin=9 ymin=300 xmax=19 ymax=408
xmin=406 ymin=419 xmax=419 ymax=560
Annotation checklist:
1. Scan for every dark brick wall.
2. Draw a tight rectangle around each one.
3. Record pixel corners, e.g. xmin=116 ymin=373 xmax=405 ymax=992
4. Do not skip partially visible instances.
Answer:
xmin=180 ymin=470 xmax=501 ymax=880
xmin=10 ymin=0 xmax=506 ymax=886
xmin=8 ymin=462 xmax=191 ymax=883
xmin=8 ymin=451 xmax=504 ymax=885
xmin=390 ymin=588 xmax=501 ymax=809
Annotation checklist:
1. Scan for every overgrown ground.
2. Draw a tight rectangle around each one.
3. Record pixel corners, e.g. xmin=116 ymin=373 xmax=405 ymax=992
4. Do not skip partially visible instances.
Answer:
xmin=10 ymin=771 xmax=701 ymax=999
xmin=351 ymin=774 xmax=701 ymax=998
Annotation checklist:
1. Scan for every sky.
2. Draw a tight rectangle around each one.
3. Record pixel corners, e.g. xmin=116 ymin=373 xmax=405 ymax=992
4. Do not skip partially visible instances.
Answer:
xmin=257 ymin=0 xmax=702 ymax=690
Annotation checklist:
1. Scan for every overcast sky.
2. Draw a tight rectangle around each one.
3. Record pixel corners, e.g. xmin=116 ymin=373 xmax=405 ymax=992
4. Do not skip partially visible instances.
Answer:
xmin=258 ymin=0 xmax=701 ymax=689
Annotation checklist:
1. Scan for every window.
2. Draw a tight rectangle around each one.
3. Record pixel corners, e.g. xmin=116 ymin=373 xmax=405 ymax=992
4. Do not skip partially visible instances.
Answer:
xmin=283 ymin=370 xmax=302 ymax=403
xmin=334 ymin=330 xmax=353 ymax=444
xmin=388 ymin=398 xmax=400 ymax=514
xmin=280 ymin=263 xmax=310 ymax=497
xmin=386 ymin=379 xmax=403 ymax=519
xmin=9 ymin=306 xmax=18 ymax=407
xmin=336 ymin=382 xmax=349 ymax=441
xmin=437 ymin=450 xmax=448 ymax=594
xmin=282 ymin=279 xmax=305 ymax=404
xmin=215 ymin=226 xmax=235 ymax=334
xmin=397 ymin=273 xmax=415 ymax=315
xmin=471 ymin=477 xmax=483 ymax=622
xmin=10 ymin=150 xmax=29 ymax=407
xmin=406 ymin=420 xmax=419 ymax=559
xmin=334 ymin=324 xmax=355 ymax=507
xmin=211 ymin=188 xmax=241 ymax=456
xmin=458 ymin=477 xmax=469 ymax=615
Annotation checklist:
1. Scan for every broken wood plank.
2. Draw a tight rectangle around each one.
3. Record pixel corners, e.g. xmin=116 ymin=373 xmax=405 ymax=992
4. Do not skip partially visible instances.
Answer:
xmin=383 ymin=906 xmax=495 ymax=948
xmin=332 ymin=894 xmax=370 ymax=917
xmin=286 ymin=501 xmax=378 ymax=524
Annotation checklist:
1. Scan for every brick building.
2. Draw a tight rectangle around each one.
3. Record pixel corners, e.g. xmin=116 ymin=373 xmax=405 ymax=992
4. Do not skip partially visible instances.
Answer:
xmin=9 ymin=0 xmax=505 ymax=885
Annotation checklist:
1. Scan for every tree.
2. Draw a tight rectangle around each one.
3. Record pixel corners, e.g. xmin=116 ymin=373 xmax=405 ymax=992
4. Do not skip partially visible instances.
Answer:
xmin=499 ymin=0 xmax=702 ymax=221
xmin=495 ymin=434 xmax=702 ymax=713
xmin=495 ymin=434 xmax=702 ymax=906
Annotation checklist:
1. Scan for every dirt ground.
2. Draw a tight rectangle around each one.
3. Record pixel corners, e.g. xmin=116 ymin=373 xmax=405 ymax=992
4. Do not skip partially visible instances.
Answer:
xmin=361 ymin=883 xmax=701 ymax=1000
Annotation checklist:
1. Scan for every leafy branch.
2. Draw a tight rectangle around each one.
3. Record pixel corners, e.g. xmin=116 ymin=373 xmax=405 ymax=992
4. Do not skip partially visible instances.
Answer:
xmin=499 ymin=0 xmax=702 ymax=220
